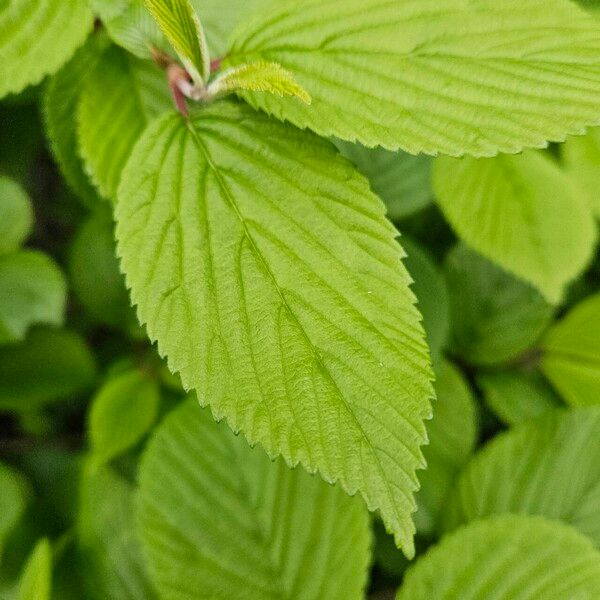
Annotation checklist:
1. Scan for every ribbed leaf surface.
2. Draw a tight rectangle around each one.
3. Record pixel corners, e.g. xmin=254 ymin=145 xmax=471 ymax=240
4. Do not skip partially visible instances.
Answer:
xmin=444 ymin=408 xmax=600 ymax=546
xmin=137 ymin=399 xmax=371 ymax=599
xmin=116 ymin=101 xmax=433 ymax=555
xmin=226 ymin=0 xmax=600 ymax=156
xmin=398 ymin=515 xmax=600 ymax=599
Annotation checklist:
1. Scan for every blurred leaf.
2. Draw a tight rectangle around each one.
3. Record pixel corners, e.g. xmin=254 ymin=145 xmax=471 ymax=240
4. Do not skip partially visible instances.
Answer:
xmin=477 ymin=369 xmax=560 ymax=426
xmin=398 ymin=515 xmax=600 ymax=599
xmin=17 ymin=539 xmax=51 ymax=600
xmin=434 ymin=151 xmax=597 ymax=303
xmin=0 ymin=178 xmax=32 ymax=255
xmin=0 ymin=328 xmax=96 ymax=412
xmin=0 ymin=0 xmax=93 ymax=99
xmin=444 ymin=408 xmax=600 ymax=546
xmin=0 ymin=251 xmax=67 ymax=344
xmin=542 ymin=292 xmax=600 ymax=406
xmin=445 ymin=244 xmax=554 ymax=366
xmin=88 ymin=369 xmax=160 ymax=468
xmin=335 ymin=141 xmax=432 ymax=221
xmin=414 ymin=360 xmax=477 ymax=536
xmin=0 ymin=464 xmax=27 ymax=557
xmin=137 ymin=399 xmax=372 ymax=599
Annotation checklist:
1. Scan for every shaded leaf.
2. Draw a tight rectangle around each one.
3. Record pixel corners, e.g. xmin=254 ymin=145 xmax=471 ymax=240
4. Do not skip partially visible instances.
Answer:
xmin=0 ymin=178 xmax=32 ymax=255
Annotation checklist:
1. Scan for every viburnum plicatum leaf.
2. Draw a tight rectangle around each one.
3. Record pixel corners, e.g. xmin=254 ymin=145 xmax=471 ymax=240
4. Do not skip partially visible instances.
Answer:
xmin=541 ymin=292 xmax=600 ymax=407
xmin=0 ymin=0 xmax=93 ymax=99
xmin=434 ymin=151 xmax=597 ymax=303
xmin=397 ymin=515 xmax=600 ymax=599
xmin=225 ymin=0 xmax=600 ymax=156
xmin=17 ymin=539 xmax=52 ymax=600
xmin=0 ymin=462 xmax=26 ymax=554
xmin=116 ymin=101 xmax=434 ymax=556
xmin=0 ymin=177 xmax=33 ymax=255
xmin=137 ymin=399 xmax=371 ymax=599
xmin=78 ymin=45 xmax=172 ymax=201
xmin=444 ymin=408 xmax=600 ymax=546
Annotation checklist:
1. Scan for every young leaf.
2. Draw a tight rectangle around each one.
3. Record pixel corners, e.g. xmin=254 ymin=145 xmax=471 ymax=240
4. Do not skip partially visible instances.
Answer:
xmin=541 ymin=292 xmax=600 ymax=407
xmin=137 ymin=399 xmax=371 ymax=599
xmin=444 ymin=244 xmax=554 ymax=366
xmin=78 ymin=45 xmax=172 ymax=201
xmin=0 ymin=178 xmax=33 ymax=255
xmin=0 ymin=0 xmax=93 ymax=99
xmin=433 ymin=151 xmax=597 ymax=303
xmin=398 ymin=515 xmax=600 ymax=599
xmin=443 ymin=408 xmax=600 ymax=546
xmin=225 ymin=0 xmax=600 ymax=156
xmin=88 ymin=369 xmax=160 ymax=468
xmin=144 ymin=0 xmax=210 ymax=85
xmin=116 ymin=101 xmax=434 ymax=556
xmin=17 ymin=539 xmax=52 ymax=600
xmin=0 ymin=251 xmax=67 ymax=344
xmin=208 ymin=61 xmax=311 ymax=104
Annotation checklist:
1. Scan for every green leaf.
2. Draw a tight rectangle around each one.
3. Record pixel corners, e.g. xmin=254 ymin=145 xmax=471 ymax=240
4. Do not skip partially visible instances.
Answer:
xmin=43 ymin=33 xmax=109 ymax=207
xmin=0 ymin=0 xmax=93 ymax=99
xmin=88 ymin=369 xmax=160 ymax=468
xmin=444 ymin=244 xmax=554 ymax=366
xmin=137 ymin=398 xmax=371 ymax=599
xmin=68 ymin=214 xmax=136 ymax=329
xmin=0 ymin=463 xmax=27 ymax=554
xmin=144 ymin=0 xmax=210 ymax=85
xmin=116 ymin=101 xmax=434 ymax=556
xmin=562 ymin=127 xmax=600 ymax=218
xmin=17 ymin=539 xmax=52 ymax=600
xmin=78 ymin=466 xmax=157 ymax=600
xmin=443 ymin=408 xmax=600 ymax=546
xmin=0 ymin=251 xmax=67 ymax=344
xmin=0 ymin=328 xmax=97 ymax=412
xmin=78 ymin=45 xmax=172 ymax=201
xmin=477 ymin=369 xmax=560 ymax=426
xmin=397 ymin=515 xmax=600 ymax=599
xmin=541 ymin=292 xmax=600 ymax=407
xmin=0 ymin=178 xmax=32 ymax=255
xmin=209 ymin=61 xmax=311 ymax=104
xmin=225 ymin=0 xmax=600 ymax=156
xmin=433 ymin=151 xmax=597 ymax=303
xmin=414 ymin=360 xmax=476 ymax=536
xmin=334 ymin=141 xmax=433 ymax=221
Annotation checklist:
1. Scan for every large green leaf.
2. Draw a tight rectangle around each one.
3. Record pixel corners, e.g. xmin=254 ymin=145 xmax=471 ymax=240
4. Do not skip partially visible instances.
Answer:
xmin=225 ymin=0 xmax=600 ymax=156
xmin=541 ymin=292 xmax=600 ymax=406
xmin=433 ymin=151 xmax=597 ymax=303
xmin=444 ymin=408 xmax=600 ymax=546
xmin=0 ymin=251 xmax=67 ymax=344
xmin=0 ymin=178 xmax=32 ymax=255
xmin=137 ymin=398 xmax=371 ymax=599
xmin=397 ymin=515 xmax=600 ymax=599
xmin=78 ymin=45 xmax=172 ymax=201
xmin=444 ymin=244 xmax=554 ymax=366
xmin=117 ymin=101 xmax=434 ymax=556
xmin=0 ymin=0 xmax=93 ymax=99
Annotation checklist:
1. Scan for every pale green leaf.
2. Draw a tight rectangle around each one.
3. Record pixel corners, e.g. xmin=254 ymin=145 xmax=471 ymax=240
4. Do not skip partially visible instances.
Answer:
xmin=414 ymin=360 xmax=477 ymax=536
xmin=477 ymin=369 xmax=560 ymax=426
xmin=209 ymin=61 xmax=311 ymax=104
xmin=443 ymin=408 xmax=600 ymax=546
xmin=433 ymin=151 xmax=597 ymax=303
xmin=17 ymin=539 xmax=52 ymax=600
xmin=226 ymin=0 xmax=600 ymax=156
xmin=0 ymin=178 xmax=32 ymax=255
xmin=78 ymin=45 xmax=172 ymax=201
xmin=0 ymin=463 xmax=26 ymax=553
xmin=88 ymin=369 xmax=160 ymax=467
xmin=444 ymin=244 xmax=554 ymax=366
xmin=0 ymin=251 xmax=67 ymax=344
xmin=0 ymin=0 xmax=93 ymax=99
xmin=116 ymin=101 xmax=433 ymax=556
xmin=0 ymin=328 xmax=97 ymax=412
xmin=144 ymin=0 xmax=209 ymax=85
xmin=562 ymin=127 xmax=600 ymax=218
xmin=137 ymin=398 xmax=371 ymax=599
xmin=334 ymin=141 xmax=433 ymax=221
xmin=43 ymin=33 xmax=109 ymax=207
xmin=541 ymin=292 xmax=600 ymax=406
xmin=397 ymin=515 xmax=600 ymax=600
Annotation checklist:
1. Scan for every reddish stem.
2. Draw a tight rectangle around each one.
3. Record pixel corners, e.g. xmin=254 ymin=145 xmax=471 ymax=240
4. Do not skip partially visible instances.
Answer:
xmin=210 ymin=57 xmax=222 ymax=73
xmin=167 ymin=64 xmax=192 ymax=116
